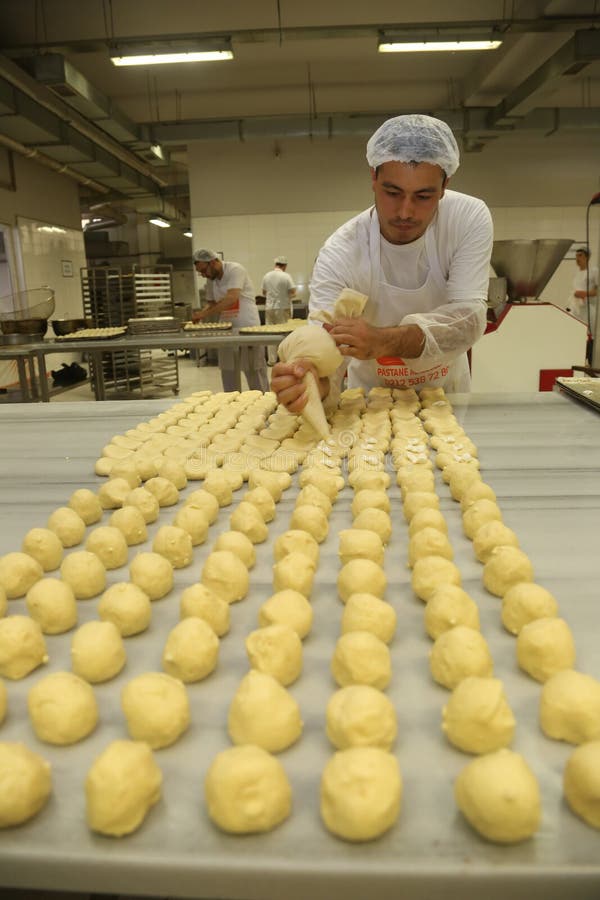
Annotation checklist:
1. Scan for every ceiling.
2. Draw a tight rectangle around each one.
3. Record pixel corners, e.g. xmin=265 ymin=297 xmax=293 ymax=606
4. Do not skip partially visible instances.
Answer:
xmin=0 ymin=0 xmax=598 ymax=225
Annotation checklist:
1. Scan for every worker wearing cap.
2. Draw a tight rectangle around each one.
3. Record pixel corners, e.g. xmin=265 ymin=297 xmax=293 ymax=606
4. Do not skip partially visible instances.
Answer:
xmin=261 ymin=256 xmax=297 ymax=364
xmin=272 ymin=114 xmax=493 ymax=411
xmin=192 ymin=249 xmax=268 ymax=392
xmin=566 ymin=247 xmax=598 ymax=330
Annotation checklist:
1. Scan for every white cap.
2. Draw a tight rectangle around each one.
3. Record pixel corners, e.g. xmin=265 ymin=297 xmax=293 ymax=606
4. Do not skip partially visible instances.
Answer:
xmin=193 ymin=248 xmax=219 ymax=262
xmin=274 ymin=256 xmax=288 ymax=265
xmin=366 ymin=114 xmax=460 ymax=177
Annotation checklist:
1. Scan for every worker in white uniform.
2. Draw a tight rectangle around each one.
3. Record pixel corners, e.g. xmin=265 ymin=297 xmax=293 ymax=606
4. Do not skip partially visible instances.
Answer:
xmin=271 ymin=114 xmax=493 ymax=413
xmin=192 ymin=249 xmax=269 ymax=393
xmin=566 ymin=247 xmax=598 ymax=331
xmin=261 ymin=256 xmax=296 ymax=364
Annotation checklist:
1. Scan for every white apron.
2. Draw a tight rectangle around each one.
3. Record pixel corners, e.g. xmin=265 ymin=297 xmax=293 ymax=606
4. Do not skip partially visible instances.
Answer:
xmin=347 ymin=210 xmax=470 ymax=393
xmin=212 ymin=283 xmax=267 ymax=392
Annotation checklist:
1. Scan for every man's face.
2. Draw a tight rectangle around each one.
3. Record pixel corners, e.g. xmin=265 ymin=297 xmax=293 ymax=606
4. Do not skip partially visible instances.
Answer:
xmin=194 ymin=258 xmax=218 ymax=279
xmin=576 ymin=251 xmax=588 ymax=270
xmin=371 ymin=161 xmax=447 ymax=245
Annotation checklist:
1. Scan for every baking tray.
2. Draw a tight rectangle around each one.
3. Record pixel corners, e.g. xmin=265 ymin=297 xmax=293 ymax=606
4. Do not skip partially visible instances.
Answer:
xmin=238 ymin=325 xmax=296 ymax=334
xmin=55 ymin=327 xmax=127 ymax=341
xmin=182 ymin=322 xmax=233 ymax=332
xmin=0 ymin=394 xmax=599 ymax=900
xmin=556 ymin=376 xmax=600 ymax=413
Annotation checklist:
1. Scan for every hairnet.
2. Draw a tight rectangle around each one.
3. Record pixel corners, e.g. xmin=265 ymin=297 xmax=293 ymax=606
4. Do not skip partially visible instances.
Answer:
xmin=366 ymin=114 xmax=460 ymax=177
xmin=274 ymin=256 xmax=288 ymax=265
xmin=575 ymin=246 xmax=590 ymax=256
xmin=193 ymin=248 xmax=219 ymax=263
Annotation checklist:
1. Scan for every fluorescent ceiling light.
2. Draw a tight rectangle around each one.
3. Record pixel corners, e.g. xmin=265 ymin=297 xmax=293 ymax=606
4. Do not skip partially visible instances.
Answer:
xmin=110 ymin=41 xmax=233 ymax=66
xmin=183 ymin=230 xmax=193 ymax=238
xmin=378 ymin=33 xmax=502 ymax=53
xmin=149 ymin=217 xmax=171 ymax=228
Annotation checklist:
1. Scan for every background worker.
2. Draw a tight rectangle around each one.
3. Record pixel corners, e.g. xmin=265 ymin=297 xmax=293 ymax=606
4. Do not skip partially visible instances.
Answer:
xmin=192 ymin=249 xmax=268 ymax=392
xmin=567 ymin=246 xmax=598 ymax=331
xmin=261 ymin=256 xmax=296 ymax=364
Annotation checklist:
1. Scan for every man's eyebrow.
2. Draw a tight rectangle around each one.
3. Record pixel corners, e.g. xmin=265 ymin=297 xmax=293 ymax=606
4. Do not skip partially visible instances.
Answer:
xmin=381 ymin=181 xmax=438 ymax=193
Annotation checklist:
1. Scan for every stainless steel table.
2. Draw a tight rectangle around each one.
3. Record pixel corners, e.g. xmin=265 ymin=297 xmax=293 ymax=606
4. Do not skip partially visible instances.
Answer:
xmin=0 ymin=344 xmax=39 ymax=401
xmin=0 ymin=393 xmax=599 ymax=900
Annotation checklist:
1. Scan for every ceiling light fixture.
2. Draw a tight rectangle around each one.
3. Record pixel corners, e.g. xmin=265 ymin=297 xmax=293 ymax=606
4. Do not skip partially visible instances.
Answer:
xmin=183 ymin=230 xmax=193 ymax=238
xmin=378 ymin=32 xmax=502 ymax=53
xmin=110 ymin=39 xmax=233 ymax=66
xmin=149 ymin=217 xmax=171 ymax=228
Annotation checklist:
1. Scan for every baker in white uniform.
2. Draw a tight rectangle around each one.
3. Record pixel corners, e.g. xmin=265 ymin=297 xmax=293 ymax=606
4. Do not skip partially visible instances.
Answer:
xmin=192 ymin=249 xmax=269 ymax=393
xmin=261 ymin=256 xmax=296 ymax=364
xmin=566 ymin=247 xmax=598 ymax=330
xmin=272 ymin=114 xmax=493 ymax=412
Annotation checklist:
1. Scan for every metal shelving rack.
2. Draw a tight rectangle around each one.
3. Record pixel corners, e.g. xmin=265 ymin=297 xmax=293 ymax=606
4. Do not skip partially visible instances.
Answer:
xmin=81 ymin=265 xmax=179 ymax=398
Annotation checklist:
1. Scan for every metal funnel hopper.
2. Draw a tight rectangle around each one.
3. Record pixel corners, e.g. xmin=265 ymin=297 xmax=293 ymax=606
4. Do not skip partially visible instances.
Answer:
xmin=491 ymin=239 xmax=574 ymax=301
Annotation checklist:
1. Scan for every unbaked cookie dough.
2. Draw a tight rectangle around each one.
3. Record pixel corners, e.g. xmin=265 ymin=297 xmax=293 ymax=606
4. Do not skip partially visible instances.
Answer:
xmin=162 ymin=617 xmax=219 ymax=683
xmin=179 ymin=584 xmax=230 ymax=637
xmin=0 ymin=680 xmax=6 ymax=725
xmin=230 ymin=501 xmax=269 ymax=543
xmin=152 ymin=525 xmax=193 ymax=569
xmin=47 ymin=507 xmax=86 ymax=548
xmin=442 ymin=676 xmax=516 ymax=754
xmin=402 ymin=491 xmax=440 ymax=523
xmin=172 ymin=505 xmax=209 ymax=546
xmin=341 ymin=593 xmax=396 ymax=644
xmin=351 ymin=489 xmax=391 ymax=518
xmin=109 ymin=506 xmax=148 ymax=546
xmin=244 ymin=486 xmax=277 ymax=522
xmin=28 ymin=671 xmax=98 ymax=745
xmin=213 ymin=530 xmax=256 ymax=568
xmin=348 ymin=470 xmax=391 ymax=492
xmin=295 ymin=484 xmax=332 ymax=517
xmin=338 ymin=529 xmax=384 ymax=567
xmin=204 ymin=745 xmax=292 ymax=834
xmin=201 ymin=551 xmax=249 ymax=604
xmin=454 ymin=749 xmax=541 ymax=843
xmin=338 ymin=560 xmax=386 ymax=603
xmin=501 ymin=582 xmax=559 ymax=635
xmin=129 ymin=552 xmax=174 ymax=601
xmin=352 ymin=508 xmax=392 ymax=545
xmin=272 ymin=551 xmax=316 ymax=597
xmin=86 ymin=526 xmax=129 ymax=570
xmin=245 ymin=624 xmax=303 ymax=686
xmin=289 ymin=504 xmax=329 ymax=544
xmin=71 ymin=620 xmax=126 ymax=683
xmin=331 ymin=631 xmax=391 ymax=690
xmin=424 ymin=585 xmax=480 ymax=641
xmin=540 ymin=669 xmax=600 ymax=744
xmin=516 ymin=617 xmax=576 ymax=683
xmin=248 ymin=469 xmax=291 ymax=501
xmin=25 ymin=578 xmax=78 ymax=634
xmin=258 ymin=589 xmax=313 ymax=639
xmin=155 ymin=458 xmax=187 ymax=490
xmin=124 ymin=487 xmax=160 ymax=524
xmin=273 ymin=530 xmax=320 ymax=566
xmin=202 ymin=470 xmax=234 ymax=506
xmin=462 ymin=499 xmax=503 ymax=540
xmin=185 ymin=488 xmax=219 ymax=524
xmin=429 ymin=626 xmax=493 ymax=690
xmin=326 ymin=685 xmax=397 ymax=750
xmin=0 ymin=552 xmax=43 ymax=599
xmin=85 ymin=739 xmax=162 ymax=836
xmin=411 ymin=556 xmax=462 ymax=603
xmin=98 ymin=582 xmax=152 ymax=636
xmin=60 ymin=551 xmax=107 ymax=599
xmin=143 ymin=476 xmax=179 ymax=507
xmin=320 ymin=747 xmax=402 ymax=842
xmin=68 ymin=488 xmax=103 ymax=525
xmin=407 ymin=507 xmax=447 ymax=538
xmin=98 ymin=477 xmax=133 ymax=510
xmin=0 ymin=742 xmax=52 ymax=827
xmin=483 ymin=546 xmax=534 ymax=598
xmin=563 ymin=740 xmax=600 ymax=829
xmin=472 ymin=520 xmax=519 ymax=563
xmin=408 ymin=527 xmax=453 ymax=568
xmin=21 ymin=528 xmax=63 ymax=572
xmin=298 ymin=468 xmax=344 ymax=500
xmin=0 ymin=615 xmax=48 ymax=679
xmin=227 ymin=669 xmax=303 ymax=753
xmin=121 ymin=672 xmax=190 ymax=749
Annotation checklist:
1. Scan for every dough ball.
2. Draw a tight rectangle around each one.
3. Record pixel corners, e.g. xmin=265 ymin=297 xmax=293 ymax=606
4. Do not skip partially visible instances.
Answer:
xmin=27 ymin=671 xmax=98 ymax=745
xmin=341 ymin=593 xmax=396 ymax=644
xmin=298 ymin=468 xmax=343 ymax=500
xmin=21 ymin=528 xmax=63 ymax=572
xmin=411 ymin=556 xmax=462 ymax=602
xmin=94 ymin=457 xmax=113 ymax=476
xmin=155 ymin=458 xmax=187 ymax=490
xmin=202 ymin=551 xmax=249 ymax=604
xmin=213 ymin=530 xmax=256 ymax=568
xmin=245 ymin=624 xmax=303 ymax=686
xmin=407 ymin=508 xmax=447 ymax=538
xmin=152 ymin=525 xmax=193 ymax=569
xmin=68 ymin=488 xmax=103 ymax=525
xmin=0 ymin=616 xmax=48 ymax=679
xmin=483 ymin=546 xmax=534 ymax=598
xmin=326 ymin=685 xmax=397 ymax=750
xmin=98 ymin=582 xmax=152 ymax=637
xmin=71 ymin=620 xmax=126 ymax=683
xmin=244 ymin=486 xmax=277 ymax=522
xmin=258 ymin=589 xmax=313 ymax=639
xmin=108 ymin=461 xmax=141 ymax=489
xmin=272 ymin=552 xmax=316 ymax=597
xmin=295 ymin=484 xmax=332 ymax=517
xmin=516 ymin=617 xmax=576 ymax=683
xmin=338 ymin=560 xmax=386 ymax=603
xmin=338 ymin=529 xmax=384 ymax=567
xmin=0 ymin=552 xmax=43 ymax=599
xmin=351 ymin=490 xmax=390 ymax=518
xmin=273 ymin=530 xmax=320 ymax=566
xmin=463 ymin=499 xmax=503 ymax=540
xmin=397 ymin=468 xmax=435 ymax=497
xmin=540 ymin=669 xmax=600 ymax=744
xmin=0 ymin=681 xmax=6 ymax=725
xmin=227 ymin=669 xmax=303 ymax=753
xmin=0 ymin=742 xmax=52 ymax=827
xmin=460 ymin=480 xmax=497 ymax=512
xmin=352 ymin=508 xmax=392 ymax=545
xmin=129 ymin=552 xmax=174 ymax=601
xmin=473 ymin=521 xmax=519 ymax=563
xmin=230 ymin=501 xmax=268 ymax=543
xmin=563 ymin=740 xmax=600 ymax=829
xmin=408 ymin=527 xmax=453 ymax=568
xmin=185 ymin=488 xmax=219 ymax=525
xmin=331 ymin=631 xmax=391 ymax=690
xmin=424 ymin=585 xmax=480 ymax=640
xmin=98 ymin=478 xmax=132 ymax=510
xmin=289 ymin=504 xmax=329 ymax=544
xmin=454 ymin=749 xmax=541 ymax=843
xmin=430 ymin=626 xmax=493 ymax=690
xmin=320 ymin=747 xmax=401 ymax=842
xmin=47 ymin=507 xmax=87 ymax=548
xmin=248 ymin=468 xmax=290 ymax=501
xmin=121 ymin=672 xmax=190 ymax=749
xmin=447 ymin=466 xmax=481 ymax=502
xmin=109 ymin=506 xmax=148 ymax=546
xmin=172 ymin=505 xmax=209 ymax=546
xmin=442 ymin=677 xmax=516 ymax=753
xmin=402 ymin=491 xmax=440 ymax=523
xmin=348 ymin=470 xmax=391 ymax=492
xmin=25 ymin=578 xmax=77 ymax=634
xmin=60 ymin=551 xmax=106 ymax=599
xmin=124 ymin=487 xmax=159 ymax=524
xmin=202 ymin=470 xmax=234 ymax=506
xmin=162 ymin=617 xmax=219 ymax=683
xmin=180 ymin=584 xmax=230 ymax=637
xmin=86 ymin=739 xmax=162 ymax=836
xmin=501 ymin=582 xmax=559 ymax=635
xmin=204 ymin=745 xmax=291 ymax=834
xmin=144 ymin=476 xmax=179 ymax=507
xmin=85 ymin=526 xmax=129 ymax=570
xmin=0 ymin=586 xmax=5 ymax=619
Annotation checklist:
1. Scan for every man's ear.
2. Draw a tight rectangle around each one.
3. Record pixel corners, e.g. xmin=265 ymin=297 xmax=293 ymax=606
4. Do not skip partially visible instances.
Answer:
xmin=370 ymin=166 xmax=378 ymax=191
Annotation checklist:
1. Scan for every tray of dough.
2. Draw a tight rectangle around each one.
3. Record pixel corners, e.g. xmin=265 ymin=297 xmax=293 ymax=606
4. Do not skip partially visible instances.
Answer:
xmin=238 ymin=320 xmax=304 ymax=334
xmin=54 ymin=327 xmax=127 ymax=341
xmin=555 ymin=375 xmax=600 ymax=413
xmin=182 ymin=321 xmax=233 ymax=332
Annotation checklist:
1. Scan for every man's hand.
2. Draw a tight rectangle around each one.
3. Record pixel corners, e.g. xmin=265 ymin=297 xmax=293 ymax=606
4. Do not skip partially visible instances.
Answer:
xmin=271 ymin=359 xmax=329 ymax=413
xmin=191 ymin=309 xmax=207 ymax=322
xmin=327 ymin=317 xmax=388 ymax=359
